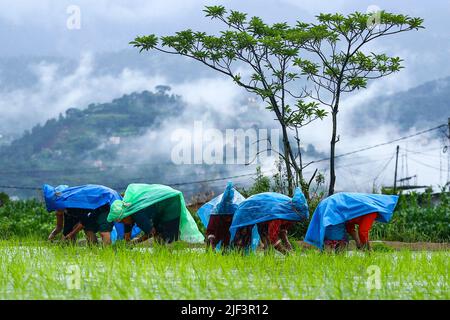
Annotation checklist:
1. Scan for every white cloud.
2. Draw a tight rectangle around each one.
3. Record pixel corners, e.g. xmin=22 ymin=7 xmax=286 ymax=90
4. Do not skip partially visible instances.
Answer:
xmin=0 ymin=53 xmax=166 ymax=135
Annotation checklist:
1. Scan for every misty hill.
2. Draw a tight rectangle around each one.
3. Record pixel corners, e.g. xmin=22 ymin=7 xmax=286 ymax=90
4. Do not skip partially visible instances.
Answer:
xmin=0 ymin=87 xmax=285 ymax=199
xmin=351 ymin=76 xmax=450 ymax=132
xmin=0 ymin=89 xmax=179 ymax=196
xmin=0 ymin=87 xmax=182 ymax=167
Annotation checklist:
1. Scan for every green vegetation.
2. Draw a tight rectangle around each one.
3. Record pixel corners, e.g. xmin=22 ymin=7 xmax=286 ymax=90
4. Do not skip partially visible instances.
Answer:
xmin=0 ymin=174 xmax=447 ymax=300
xmin=1 ymin=188 xmax=448 ymax=243
xmin=132 ymin=5 xmax=423 ymax=196
xmin=0 ymin=240 xmax=447 ymax=299
xmin=372 ymin=191 xmax=450 ymax=242
xmin=0 ymin=199 xmax=53 ymax=239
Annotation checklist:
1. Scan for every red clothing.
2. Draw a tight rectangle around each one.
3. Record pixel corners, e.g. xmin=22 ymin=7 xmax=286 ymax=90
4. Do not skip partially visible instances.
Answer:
xmin=345 ymin=212 xmax=378 ymax=244
xmin=206 ymin=215 xmax=233 ymax=247
xmin=258 ymin=220 xmax=294 ymax=245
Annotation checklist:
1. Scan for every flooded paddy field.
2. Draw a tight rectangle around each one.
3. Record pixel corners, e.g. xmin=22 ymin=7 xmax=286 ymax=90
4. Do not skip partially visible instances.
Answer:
xmin=0 ymin=240 xmax=448 ymax=299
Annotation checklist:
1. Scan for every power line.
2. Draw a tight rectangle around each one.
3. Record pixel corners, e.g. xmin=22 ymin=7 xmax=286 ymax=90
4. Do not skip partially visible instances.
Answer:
xmin=408 ymin=157 xmax=442 ymax=171
xmin=2 ymin=124 xmax=446 ymax=176
xmin=0 ymin=169 xmax=278 ymax=193
xmin=373 ymin=152 xmax=396 ymax=184
xmin=0 ymin=185 xmax=41 ymax=191
xmin=305 ymin=123 xmax=447 ymax=166
xmin=2 ymin=124 xmax=447 ymax=192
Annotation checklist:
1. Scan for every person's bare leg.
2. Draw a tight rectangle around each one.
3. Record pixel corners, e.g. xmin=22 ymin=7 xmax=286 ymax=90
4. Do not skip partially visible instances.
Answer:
xmin=346 ymin=223 xmax=361 ymax=249
xmin=85 ymin=231 xmax=98 ymax=244
xmin=335 ymin=241 xmax=348 ymax=253
xmin=100 ymin=232 xmax=111 ymax=246
xmin=280 ymin=230 xmax=293 ymax=251
xmin=273 ymin=240 xmax=289 ymax=254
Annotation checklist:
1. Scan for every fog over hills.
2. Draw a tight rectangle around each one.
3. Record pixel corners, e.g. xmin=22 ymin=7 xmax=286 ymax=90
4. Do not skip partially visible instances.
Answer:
xmin=351 ymin=76 xmax=450 ymax=133
xmin=1 ymin=0 xmax=449 ymax=196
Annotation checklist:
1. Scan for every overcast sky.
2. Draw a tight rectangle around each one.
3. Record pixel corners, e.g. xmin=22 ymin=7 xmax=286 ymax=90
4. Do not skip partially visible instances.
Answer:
xmin=0 ymin=0 xmax=449 ymax=192
xmin=0 ymin=2 xmax=446 ymax=60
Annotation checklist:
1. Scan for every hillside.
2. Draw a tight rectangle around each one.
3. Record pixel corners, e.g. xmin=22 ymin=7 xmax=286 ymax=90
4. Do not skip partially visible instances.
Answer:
xmin=0 ymin=87 xmax=282 ymax=199
xmin=0 ymin=87 xmax=193 ymax=197
xmin=351 ymin=76 xmax=450 ymax=132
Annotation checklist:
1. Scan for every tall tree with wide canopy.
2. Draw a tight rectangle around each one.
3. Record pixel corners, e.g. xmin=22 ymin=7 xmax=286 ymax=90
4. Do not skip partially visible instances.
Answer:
xmin=295 ymin=11 xmax=424 ymax=194
xmin=130 ymin=5 xmax=326 ymax=196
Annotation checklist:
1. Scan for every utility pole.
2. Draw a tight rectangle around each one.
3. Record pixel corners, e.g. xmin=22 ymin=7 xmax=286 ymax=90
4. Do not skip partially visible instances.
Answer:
xmin=447 ymin=117 xmax=450 ymax=185
xmin=394 ymin=145 xmax=400 ymax=193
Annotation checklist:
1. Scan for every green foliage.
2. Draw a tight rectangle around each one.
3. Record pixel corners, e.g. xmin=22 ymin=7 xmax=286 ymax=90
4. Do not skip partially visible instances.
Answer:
xmin=297 ymin=10 xmax=424 ymax=194
xmin=0 ymin=199 xmax=53 ymax=239
xmin=237 ymin=166 xmax=271 ymax=198
xmin=300 ymin=11 xmax=423 ymax=98
xmin=372 ymin=191 xmax=450 ymax=242
xmin=131 ymin=6 xmax=333 ymax=195
xmin=240 ymin=168 xmax=449 ymax=242
xmin=0 ymin=192 xmax=9 ymax=207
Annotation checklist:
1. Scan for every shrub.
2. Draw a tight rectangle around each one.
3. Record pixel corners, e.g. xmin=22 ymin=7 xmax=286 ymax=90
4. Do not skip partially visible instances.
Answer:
xmin=0 ymin=199 xmax=54 ymax=239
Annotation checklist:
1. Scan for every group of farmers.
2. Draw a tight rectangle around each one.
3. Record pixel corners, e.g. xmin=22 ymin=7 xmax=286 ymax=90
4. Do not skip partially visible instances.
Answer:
xmin=43 ymin=181 xmax=399 ymax=253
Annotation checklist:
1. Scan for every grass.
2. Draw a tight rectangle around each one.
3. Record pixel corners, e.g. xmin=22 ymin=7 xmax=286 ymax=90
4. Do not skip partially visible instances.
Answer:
xmin=0 ymin=239 xmax=448 ymax=300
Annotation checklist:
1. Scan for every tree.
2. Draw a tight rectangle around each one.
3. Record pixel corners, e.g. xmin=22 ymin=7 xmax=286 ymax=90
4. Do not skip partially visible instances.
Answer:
xmin=0 ymin=192 xmax=9 ymax=207
xmin=131 ymin=5 xmax=326 ymax=196
xmin=295 ymin=11 xmax=424 ymax=194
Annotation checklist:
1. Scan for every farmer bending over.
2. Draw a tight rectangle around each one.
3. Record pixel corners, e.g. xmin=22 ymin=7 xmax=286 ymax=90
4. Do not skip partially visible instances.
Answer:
xmin=257 ymin=219 xmax=295 ymax=254
xmin=197 ymin=182 xmax=245 ymax=251
xmin=304 ymin=193 xmax=399 ymax=252
xmin=43 ymin=184 xmax=121 ymax=245
xmin=107 ymin=184 xmax=204 ymax=245
xmin=48 ymin=209 xmax=83 ymax=243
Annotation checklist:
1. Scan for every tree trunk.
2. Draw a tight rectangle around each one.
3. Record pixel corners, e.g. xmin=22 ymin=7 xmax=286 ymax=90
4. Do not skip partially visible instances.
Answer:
xmin=328 ymin=108 xmax=338 ymax=195
xmin=270 ymin=99 xmax=296 ymax=196
xmin=280 ymin=124 xmax=294 ymax=196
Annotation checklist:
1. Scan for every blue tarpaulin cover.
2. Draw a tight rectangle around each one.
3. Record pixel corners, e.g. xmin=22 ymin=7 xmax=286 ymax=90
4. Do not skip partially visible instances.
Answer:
xmin=197 ymin=182 xmax=246 ymax=227
xmin=304 ymin=192 xmax=399 ymax=249
xmin=230 ymin=187 xmax=309 ymax=231
xmin=229 ymin=187 xmax=309 ymax=250
xmin=111 ymin=223 xmax=141 ymax=243
xmin=43 ymin=184 xmax=122 ymax=212
xmin=197 ymin=182 xmax=254 ymax=249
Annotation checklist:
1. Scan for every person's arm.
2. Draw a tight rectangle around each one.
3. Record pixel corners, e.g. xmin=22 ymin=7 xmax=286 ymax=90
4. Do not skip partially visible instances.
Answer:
xmin=206 ymin=234 xmax=217 ymax=249
xmin=63 ymin=223 xmax=84 ymax=241
xmin=280 ymin=229 xmax=293 ymax=251
xmin=346 ymin=222 xmax=362 ymax=249
xmin=48 ymin=211 xmax=64 ymax=241
xmin=206 ymin=216 xmax=219 ymax=249
xmin=131 ymin=227 xmax=156 ymax=244
xmin=130 ymin=213 xmax=155 ymax=244
xmin=273 ymin=239 xmax=289 ymax=254
xmin=123 ymin=223 xmax=133 ymax=242
xmin=348 ymin=229 xmax=361 ymax=248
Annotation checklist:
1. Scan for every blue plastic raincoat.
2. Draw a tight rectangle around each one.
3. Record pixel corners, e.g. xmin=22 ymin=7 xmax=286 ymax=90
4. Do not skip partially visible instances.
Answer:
xmin=197 ymin=182 xmax=245 ymax=226
xmin=43 ymin=184 xmax=121 ymax=212
xmin=229 ymin=187 xmax=309 ymax=250
xmin=197 ymin=182 xmax=257 ymax=249
xmin=304 ymin=192 xmax=399 ymax=249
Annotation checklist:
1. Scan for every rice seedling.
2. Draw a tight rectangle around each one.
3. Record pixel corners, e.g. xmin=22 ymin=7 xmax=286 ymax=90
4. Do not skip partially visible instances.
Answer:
xmin=0 ymin=239 xmax=447 ymax=300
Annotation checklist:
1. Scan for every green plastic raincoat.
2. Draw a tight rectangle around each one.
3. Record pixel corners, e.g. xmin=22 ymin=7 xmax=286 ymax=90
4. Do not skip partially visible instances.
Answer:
xmin=107 ymin=184 xmax=204 ymax=243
